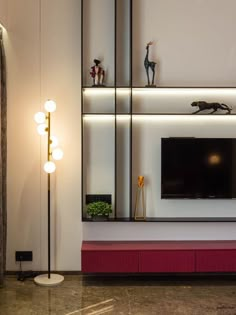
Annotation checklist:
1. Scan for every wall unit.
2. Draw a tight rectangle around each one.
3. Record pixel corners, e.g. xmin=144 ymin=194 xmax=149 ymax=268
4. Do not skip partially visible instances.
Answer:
xmin=81 ymin=0 xmax=236 ymax=223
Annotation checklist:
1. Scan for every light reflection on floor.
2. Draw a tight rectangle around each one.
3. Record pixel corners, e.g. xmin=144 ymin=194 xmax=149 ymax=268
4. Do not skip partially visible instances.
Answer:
xmin=1 ymin=275 xmax=236 ymax=314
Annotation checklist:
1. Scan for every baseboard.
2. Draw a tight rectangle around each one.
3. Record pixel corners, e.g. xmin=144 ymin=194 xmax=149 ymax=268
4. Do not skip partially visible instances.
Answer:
xmin=5 ymin=270 xmax=82 ymax=276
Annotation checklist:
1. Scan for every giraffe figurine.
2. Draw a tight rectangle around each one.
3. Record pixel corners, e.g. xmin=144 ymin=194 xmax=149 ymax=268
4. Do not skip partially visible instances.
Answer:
xmin=144 ymin=41 xmax=157 ymax=87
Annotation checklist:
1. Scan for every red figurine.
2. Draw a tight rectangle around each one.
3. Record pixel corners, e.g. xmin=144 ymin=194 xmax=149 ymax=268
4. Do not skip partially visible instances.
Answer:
xmin=90 ymin=59 xmax=105 ymax=86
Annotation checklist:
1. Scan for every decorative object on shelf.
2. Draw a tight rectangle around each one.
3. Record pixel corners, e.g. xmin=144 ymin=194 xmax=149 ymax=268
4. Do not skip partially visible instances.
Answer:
xmin=135 ymin=176 xmax=146 ymax=220
xmin=90 ymin=59 xmax=105 ymax=86
xmin=87 ymin=201 xmax=112 ymax=221
xmin=191 ymin=101 xmax=232 ymax=114
xmin=144 ymin=42 xmax=157 ymax=87
xmin=34 ymin=100 xmax=64 ymax=286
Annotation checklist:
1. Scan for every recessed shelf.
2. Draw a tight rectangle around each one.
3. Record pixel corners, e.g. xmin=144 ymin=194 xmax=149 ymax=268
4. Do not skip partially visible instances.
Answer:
xmin=132 ymin=86 xmax=236 ymax=89
xmin=83 ymin=113 xmax=236 ymax=116
xmin=83 ymin=113 xmax=131 ymax=115
xmin=83 ymin=86 xmax=236 ymax=89
xmin=83 ymin=86 xmax=131 ymax=89
xmin=82 ymin=217 xmax=236 ymax=222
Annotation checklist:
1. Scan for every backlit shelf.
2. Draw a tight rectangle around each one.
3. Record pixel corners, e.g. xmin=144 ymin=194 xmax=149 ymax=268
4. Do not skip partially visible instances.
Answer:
xmin=82 ymin=217 xmax=236 ymax=222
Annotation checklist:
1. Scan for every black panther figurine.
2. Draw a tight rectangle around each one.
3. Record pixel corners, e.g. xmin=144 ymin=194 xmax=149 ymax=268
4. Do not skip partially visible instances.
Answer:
xmin=191 ymin=101 xmax=232 ymax=114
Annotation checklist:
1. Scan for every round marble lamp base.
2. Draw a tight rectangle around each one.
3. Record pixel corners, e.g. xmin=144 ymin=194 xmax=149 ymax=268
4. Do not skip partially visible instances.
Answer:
xmin=34 ymin=274 xmax=64 ymax=286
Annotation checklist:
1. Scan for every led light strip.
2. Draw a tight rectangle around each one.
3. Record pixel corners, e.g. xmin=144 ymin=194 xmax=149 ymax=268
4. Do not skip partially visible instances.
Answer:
xmin=133 ymin=115 xmax=236 ymax=121
xmin=83 ymin=115 xmax=131 ymax=121
xmin=83 ymin=88 xmax=131 ymax=95
xmin=132 ymin=88 xmax=236 ymax=96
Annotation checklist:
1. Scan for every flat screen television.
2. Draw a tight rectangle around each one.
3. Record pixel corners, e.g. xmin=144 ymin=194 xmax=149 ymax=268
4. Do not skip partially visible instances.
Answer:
xmin=161 ymin=138 xmax=236 ymax=199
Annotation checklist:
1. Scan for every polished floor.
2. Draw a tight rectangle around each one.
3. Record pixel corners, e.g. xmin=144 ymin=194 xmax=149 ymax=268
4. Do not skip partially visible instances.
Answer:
xmin=1 ymin=275 xmax=236 ymax=314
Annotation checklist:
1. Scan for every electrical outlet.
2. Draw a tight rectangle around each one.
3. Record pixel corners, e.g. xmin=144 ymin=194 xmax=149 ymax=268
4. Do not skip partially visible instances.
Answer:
xmin=86 ymin=194 xmax=112 ymax=204
xmin=15 ymin=251 xmax=33 ymax=262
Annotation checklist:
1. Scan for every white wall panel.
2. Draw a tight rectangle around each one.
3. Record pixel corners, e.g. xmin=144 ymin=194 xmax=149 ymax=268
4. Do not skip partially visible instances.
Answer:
xmin=6 ymin=0 xmax=81 ymax=271
xmin=133 ymin=0 xmax=236 ymax=86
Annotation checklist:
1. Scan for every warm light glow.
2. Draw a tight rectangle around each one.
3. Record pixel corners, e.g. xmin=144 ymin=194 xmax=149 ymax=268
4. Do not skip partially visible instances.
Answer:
xmin=83 ymin=115 xmax=115 ymax=121
xmin=44 ymin=161 xmax=56 ymax=173
xmin=132 ymin=115 xmax=236 ymax=121
xmin=116 ymin=89 xmax=131 ymax=95
xmin=208 ymin=154 xmax=221 ymax=165
xmin=37 ymin=123 xmax=47 ymax=135
xmin=52 ymin=148 xmax=64 ymax=160
xmin=50 ymin=135 xmax=59 ymax=148
xmin=44 ymin=99 xmax=57 ymax=112
xmin=117 ymin=115 xmax=131 ymax=121
xmin=34 ymin=112 xmax=46 ymax=124
xmin=132 ymin=88 xmax=236 ymax=96
xmin=83 ymin=88 xmax=115 ymax=95
xmin=83 ymin=88 xmax=132 ymax=96
xmin=83 ymin=115 xmax=131 ymax=121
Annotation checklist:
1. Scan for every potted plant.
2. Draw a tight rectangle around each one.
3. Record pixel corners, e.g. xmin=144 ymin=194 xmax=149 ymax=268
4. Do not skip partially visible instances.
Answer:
xmin=87 ymin=201 xmax=112 ymax=221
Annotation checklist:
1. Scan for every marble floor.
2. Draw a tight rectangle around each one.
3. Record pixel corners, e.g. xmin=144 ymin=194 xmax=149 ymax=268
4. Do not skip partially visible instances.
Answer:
xmin=1 ymin=275 xmax=236 ymax=314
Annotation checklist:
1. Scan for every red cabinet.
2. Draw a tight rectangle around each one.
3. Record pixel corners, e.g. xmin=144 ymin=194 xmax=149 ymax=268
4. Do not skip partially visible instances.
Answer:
xmin=196 ymin=250 xmax=236 ymax=272
xmin=82 ymin=241 xmax=236 ymax=273
xmin=139 ymin=250 xmax=195 ymax=273
xmin=82 ymin=250 xmax=139 ymax=273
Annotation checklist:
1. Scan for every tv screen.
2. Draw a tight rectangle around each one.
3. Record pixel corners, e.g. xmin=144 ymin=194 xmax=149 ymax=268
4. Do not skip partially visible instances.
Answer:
xmin=161 ymin=138 xmax=236 ymax=199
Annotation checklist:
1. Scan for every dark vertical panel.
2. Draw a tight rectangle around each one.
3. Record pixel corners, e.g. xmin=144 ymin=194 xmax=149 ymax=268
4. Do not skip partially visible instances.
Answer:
xmin=81 ymin=0 xmax=84 ymax=219
xmin=130 ymin=0 xmax=133 ymax=219
xmin=114 ymin=0 xmax=117 ymax=218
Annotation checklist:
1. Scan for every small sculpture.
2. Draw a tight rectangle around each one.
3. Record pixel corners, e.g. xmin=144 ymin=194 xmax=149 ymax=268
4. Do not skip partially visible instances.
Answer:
xmin=134 ymin=176 xmax=146 ymax=220
xmin=90 ymin=59 xmax=105 ymax=86
xmin=191 ymin=101 xmax=232 ymax=114
xmin=144 ymin=42 xmax=157 ymax=87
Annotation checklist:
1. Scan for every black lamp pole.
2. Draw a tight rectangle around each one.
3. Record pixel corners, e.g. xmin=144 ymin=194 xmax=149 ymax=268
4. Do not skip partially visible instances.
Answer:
xmin=47 ymin=112 xmax=51 ymax=279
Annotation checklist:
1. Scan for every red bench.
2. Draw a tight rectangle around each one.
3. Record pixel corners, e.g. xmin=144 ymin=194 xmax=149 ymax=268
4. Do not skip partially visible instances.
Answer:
xmin=82 ymin=241 xmax=236 ymax=273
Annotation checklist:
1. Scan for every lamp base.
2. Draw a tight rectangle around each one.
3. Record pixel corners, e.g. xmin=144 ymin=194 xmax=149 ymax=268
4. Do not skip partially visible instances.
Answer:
xmin=34 ymin=273 xmax=64 ymax=286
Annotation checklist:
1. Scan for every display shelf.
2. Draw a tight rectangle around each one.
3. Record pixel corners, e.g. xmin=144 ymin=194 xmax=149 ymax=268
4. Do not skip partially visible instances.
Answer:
xmin=81 ymin=0 xmax=236 ymax=223
xmin=132 ymin=86 xmax=236 ymax=89
xmin=83 ymin=113 xmax=131 ymax=116
xmin=83 ymin=113 xmax=236 ymax=116
xmin=83 ymin=86 xmax=131 ymax=89
xmin=83 ymin=217 xmax=236 ymax=222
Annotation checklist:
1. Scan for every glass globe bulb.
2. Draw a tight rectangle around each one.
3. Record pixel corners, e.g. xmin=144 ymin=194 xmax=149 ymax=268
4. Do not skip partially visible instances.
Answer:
xmin=52 ymin=148 xmax=64 ymax=160
xmin=37 ymin=123 xmax=47 ymax=135
xmin=50 ymin=135 xmax=59 ymax=148
xmin=44 ymin=161 xmax=56 ymax=173
xmin=44 ymin=99 xmax=56 ymax=113
xmin=34 ymin=112 xmax=46 ymax=124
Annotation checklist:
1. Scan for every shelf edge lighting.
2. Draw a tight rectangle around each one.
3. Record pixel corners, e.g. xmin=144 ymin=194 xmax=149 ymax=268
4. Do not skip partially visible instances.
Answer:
xmin=83 ymin=115 xmax=115 ymax=121
xmin=83 ymin=88 xmax=115 ymax=95
xmin=83 ymin=88 xmax=131 ymax=95
xmin=83 ymin=115 xmax=131 ymax=121
xmin=132 ymin=115 xmax=236 ymax=121
xmin=132 ymin=88 xmax=236 ymax=96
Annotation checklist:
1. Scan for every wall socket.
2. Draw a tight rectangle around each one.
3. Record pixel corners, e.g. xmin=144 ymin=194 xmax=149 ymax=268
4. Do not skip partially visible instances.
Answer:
xmin=15 ymin=251 xmax=33 ymax=262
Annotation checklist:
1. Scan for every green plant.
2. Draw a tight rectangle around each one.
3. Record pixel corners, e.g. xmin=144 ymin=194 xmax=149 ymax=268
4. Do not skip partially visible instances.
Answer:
xmin=87 ymin=201 xmax=112 ymax=217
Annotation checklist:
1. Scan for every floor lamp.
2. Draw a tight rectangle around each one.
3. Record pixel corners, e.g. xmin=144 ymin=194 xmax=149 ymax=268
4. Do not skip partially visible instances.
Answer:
xmin=34 ymin=100 xmax=64 ymax=286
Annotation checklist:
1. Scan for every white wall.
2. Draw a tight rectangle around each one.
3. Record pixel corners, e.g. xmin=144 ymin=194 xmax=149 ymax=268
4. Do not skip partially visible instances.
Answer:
xmin=6 ymin=0 xmax=81 ymax=271
xmin=0 ymin=0 xmax=7 ymax=27
xmin=4 ymin=0 xmax=236 ymax=272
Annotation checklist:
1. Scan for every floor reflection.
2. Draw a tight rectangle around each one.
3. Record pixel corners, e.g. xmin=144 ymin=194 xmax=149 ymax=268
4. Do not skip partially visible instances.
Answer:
xmin=1 ymin=275 xmax=236 ymax=314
